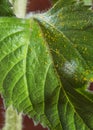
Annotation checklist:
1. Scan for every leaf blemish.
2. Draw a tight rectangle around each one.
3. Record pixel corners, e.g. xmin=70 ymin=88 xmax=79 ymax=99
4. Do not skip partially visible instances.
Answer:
xmin=63 ymin=60 xmax=77 ymax=75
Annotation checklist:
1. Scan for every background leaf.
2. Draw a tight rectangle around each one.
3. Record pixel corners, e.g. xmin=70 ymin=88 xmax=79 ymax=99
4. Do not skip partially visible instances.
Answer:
xmin=84 ymin=0 xmax=92 ymax=5
xmin=0 ymin=0 xmax=13 ymax=16
xmin=51 ymin=0 xmax=58 ymax=5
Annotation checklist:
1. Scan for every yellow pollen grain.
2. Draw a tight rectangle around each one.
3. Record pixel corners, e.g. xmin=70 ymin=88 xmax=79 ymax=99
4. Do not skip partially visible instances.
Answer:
xmin=83 ymin=77 xmax=87 ymax=81
xmin=90 ymin=78 xmax=93 ymax=82
xmin=55 ymin=49 xmax=60 ymax=54
xmin=84 ymin=47 xmax=87 ymax=51
xmin=44 ymin=62 xmax=48 ymax=65
xmin=39 ymin=33 xmax=42 ymax=37
xmin=63 ymin=45 xmax=66 ymax=48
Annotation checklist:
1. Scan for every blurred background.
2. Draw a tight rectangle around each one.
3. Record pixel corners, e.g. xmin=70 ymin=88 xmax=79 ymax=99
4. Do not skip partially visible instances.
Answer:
xmin=0 ymin=0 xmax=52 ymax=130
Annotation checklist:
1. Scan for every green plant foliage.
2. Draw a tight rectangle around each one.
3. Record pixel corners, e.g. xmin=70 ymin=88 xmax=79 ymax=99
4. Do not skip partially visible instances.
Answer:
xmin=51 ymin=0 xmax=58 ymax=5
xmin=0 ymin=18 xmax=62 ymax=130
xmin=34 ymin=0 xmax=93 ymax=129
xmin=0 ymin=0 xmax=13 ymax=16
xmin=0 ymin=0 xmax=93 ymax=130
xmin=84 ymin=0 xmax=92 ymax=5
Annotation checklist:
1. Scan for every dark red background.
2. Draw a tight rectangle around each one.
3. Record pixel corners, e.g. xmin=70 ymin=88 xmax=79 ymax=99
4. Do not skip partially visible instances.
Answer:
xmin=0 ymin=0 xmax=51 ymax=130
xmin=27 ymin=0 xmax=51 ymax=12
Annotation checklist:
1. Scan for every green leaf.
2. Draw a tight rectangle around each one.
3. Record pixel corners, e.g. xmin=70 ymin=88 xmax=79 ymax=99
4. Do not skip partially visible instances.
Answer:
xmin=0 ymin=0 xmax=13 ymax=16
xmin=33 ymin=0 xmax=93 ymax=129
xmin=52 ymin=0 xmax=58 ymax=5
xmin=0 ymin=18 xmax=63 ymax=130
xmin=84 ymin=0 xmax=92 ymax=5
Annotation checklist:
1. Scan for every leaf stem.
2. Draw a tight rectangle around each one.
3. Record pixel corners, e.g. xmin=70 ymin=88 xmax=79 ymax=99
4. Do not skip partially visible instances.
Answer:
xmin=9 ymin=0 xmax=27 ymax=18
xmin=2 ymin=106 xmax=22 ymax=130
